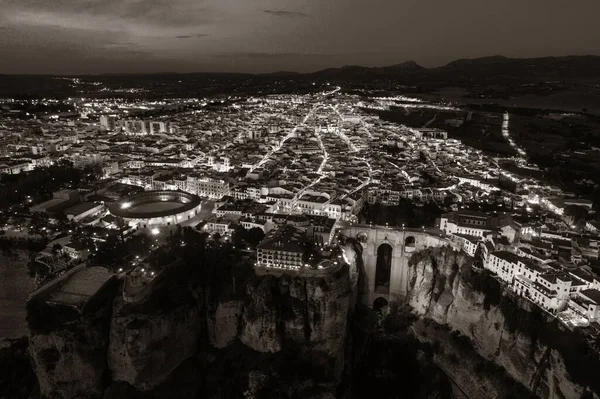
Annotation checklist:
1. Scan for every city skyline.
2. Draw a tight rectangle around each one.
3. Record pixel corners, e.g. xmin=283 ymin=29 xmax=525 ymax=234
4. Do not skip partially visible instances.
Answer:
xmin=1 ymin=0 xmax=599 ymax=74
xmin=4 ymin=2 xmax=600 ymax=398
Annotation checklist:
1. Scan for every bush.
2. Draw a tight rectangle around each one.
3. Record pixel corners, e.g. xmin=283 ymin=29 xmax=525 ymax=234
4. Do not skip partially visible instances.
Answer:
xmin=0 ymin=337 xmax=37 ymax=399
xmin=450 ymin=330 xmax=475 ymax=352
xmin=447 ymin=352 xmax=459 ymax=364
xmin=39 ymin=348 xmax=60 ymax=371
xmin=383 ymin=302 xmax=417 ymax=334
xmin=464 ymin=268 xmax=502 ymax=310
xmin=498 ymin=295 xmax=600 ymax=395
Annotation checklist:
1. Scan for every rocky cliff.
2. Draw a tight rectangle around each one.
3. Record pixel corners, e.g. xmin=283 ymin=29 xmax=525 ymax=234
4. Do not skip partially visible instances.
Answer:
xmin=240 ymin=265 xmax=354 ymax=380
xmin=107 ymin=296 xmax=203 ymax=391
xmin=406 ymin=246 xmax=594 ymax=399
xmin=207 ymin=300 xmax=243 ymax=349
xmin=27 ymin=279 xmax=119 ymax=399
xmin=26 ymin=259 xmax=355 ymax=398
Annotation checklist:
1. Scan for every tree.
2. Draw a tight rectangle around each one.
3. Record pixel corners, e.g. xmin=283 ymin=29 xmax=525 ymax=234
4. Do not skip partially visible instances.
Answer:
xmin=129 ymin=233 xmax=152 ymax=257
xmin=93 ymin=232 xmax=121 ymax=267
xmin=51 ymin=243 xmax=62 ymax=256
xmin=29 ymin=212 xmax=50 ymax=237
xmin=231 ymin=225 xmax=247 ymax=248
xmin=68 ymin=227 xmax=95 ymax=253
xmin=0 ymin=238 xmax=15 ymax=258
xmin=303 ymin=240 xmax=321 ymax=267
xmin=246 ymin=227 xmax=265 ymax=249
xmin=27 ymin=254 xmax=49 ymax=279
xmin=54 ymin=213 xmax=74 ymax=233
xmin=115 ymin=217 xmax=127 ymax=244
xmin=0 ymin=213 xmax=9 ymax=229
xmin=13 ymin=215 xmax=26 ymax=231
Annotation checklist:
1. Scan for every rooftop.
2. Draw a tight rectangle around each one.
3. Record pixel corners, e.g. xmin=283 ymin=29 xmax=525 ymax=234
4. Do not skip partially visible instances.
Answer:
xmin=258 ymin=224 xmax=306 ymax=254
xmin=45 ymin=266 xmax=114 ymax=309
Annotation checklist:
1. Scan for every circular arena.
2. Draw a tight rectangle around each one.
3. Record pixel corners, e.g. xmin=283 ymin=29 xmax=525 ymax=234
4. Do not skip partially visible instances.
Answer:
xmin=109 ymin=190 xmax=202 ymax=227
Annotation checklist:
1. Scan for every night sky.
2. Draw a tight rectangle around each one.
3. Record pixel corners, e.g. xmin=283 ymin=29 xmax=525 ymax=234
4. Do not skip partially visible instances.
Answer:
xmin=1 ymin=0 xmax=599 ymax=74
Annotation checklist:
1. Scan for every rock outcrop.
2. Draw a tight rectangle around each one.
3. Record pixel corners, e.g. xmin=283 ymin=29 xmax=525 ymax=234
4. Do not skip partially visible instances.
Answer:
xmin=107 ymin=297 xmax=202 ymax=391
xmin=407 ymin=246 xmax=591 ymax=399
xmin=0 ymin=337 xmax=37 ymax=399
xmin=26 ymin=258 xmax=356 ymax=398
xmin=240 ymin=265 xmax=354 ymax=379
xmin=207 ymin=300 xmax=243 ymax=349
xmin=27 ymin=280 xmax=119 ymax=399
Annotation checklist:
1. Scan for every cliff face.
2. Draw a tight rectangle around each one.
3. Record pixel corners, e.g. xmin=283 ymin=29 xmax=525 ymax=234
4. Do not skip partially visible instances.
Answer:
xmin=26 ymin=251 xmax=357 ymax=398
xmin=0 ymin=337 xmax=37 ymax=399
xmin=107 ymin=297 xmax=202 ymax=391
xmin=207 ymin=300 xmax=243 ymax=349
xmin=29 ymin=325 xmax=108 ymax=399
xmin=240 ymin=265 xmax=354 ymax=379
xmin=27 ymin=284 xmax=117 ymax=399
xmin=406 ymin=247 xmax=587 ymax=399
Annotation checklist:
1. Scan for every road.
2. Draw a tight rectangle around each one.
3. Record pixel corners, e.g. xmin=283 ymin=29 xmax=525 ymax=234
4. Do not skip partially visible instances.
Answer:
xmin=293 ymin=111 xmax=330 ymax=202
xmin=502 ymin=112 xmax=527 ymax=157
xmin=252 ymin=105 xmax=318 ymax=171
xmin=328 ymin=104 xmax=372 ymax=195
xmin=346 ymin=157 xmax=373 ymax=196
xmin=256 ymin=86 xmax=371 ymax=202
xmin=423 ymin=112 xmax=438 ymax=127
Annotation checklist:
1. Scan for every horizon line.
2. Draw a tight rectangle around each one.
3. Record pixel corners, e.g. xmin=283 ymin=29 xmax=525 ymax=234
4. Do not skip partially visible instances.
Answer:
xmin=0 ymin=53 xmax=598 ymax=77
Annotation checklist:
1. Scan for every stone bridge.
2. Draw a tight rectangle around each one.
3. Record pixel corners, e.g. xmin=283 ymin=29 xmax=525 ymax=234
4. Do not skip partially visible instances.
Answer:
xmin=341 ymin=224 xmax=459 ymax=307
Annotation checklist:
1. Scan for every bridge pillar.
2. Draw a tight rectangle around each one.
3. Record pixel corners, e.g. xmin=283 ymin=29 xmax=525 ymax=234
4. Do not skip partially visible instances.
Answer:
xmin=389 ymin=249 xmax=409 ymax=301
xmin=343 ymin=226 xmax=449 ymax=308
xmin=362 ymin=239 xmax=377 ymax=307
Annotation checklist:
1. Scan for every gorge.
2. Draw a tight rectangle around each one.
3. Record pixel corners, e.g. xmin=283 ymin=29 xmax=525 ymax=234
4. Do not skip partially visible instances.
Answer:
xmin=3 ymin=238 xmax=599 ymax=398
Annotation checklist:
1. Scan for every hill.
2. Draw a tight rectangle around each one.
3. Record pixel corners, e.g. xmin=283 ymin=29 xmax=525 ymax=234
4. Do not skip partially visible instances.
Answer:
xmin=309 ymin=55 xmax=600 ymax=84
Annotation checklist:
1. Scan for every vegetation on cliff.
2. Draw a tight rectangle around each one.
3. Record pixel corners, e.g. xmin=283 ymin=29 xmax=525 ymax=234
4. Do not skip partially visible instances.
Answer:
xmin=499 ymin=296 xmax=600 ymax=396
xmin=347 ymin=303 xmax=454 ymax=399
xmin=0 ymin=338 xmax=37 ymax=399
xmin=462 ymin=266 xmax=502 ymax=310
xmin=462 ymin=262 xmax=600 ymax=395
xmin=417 ymin=320 xmax=537 ymax=399
xmin=120 ymin=227 xmax=254 ymax=317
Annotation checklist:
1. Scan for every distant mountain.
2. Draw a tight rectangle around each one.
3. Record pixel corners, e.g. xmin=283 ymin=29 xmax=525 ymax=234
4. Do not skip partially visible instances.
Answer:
xmin=308 ymin=55 xmax=600 ymax=84
xmin=262 ymin=71 xmax=301 ymax=77
xmin=4 ymin=55 xmax=600 ymax=99
xmin=383 ymin=60 xmax=425 ymax=70
xmin=443 ymin=55 xmax=511 ymax=68
xmin=312 ymin=60 xmax=424 ymax=79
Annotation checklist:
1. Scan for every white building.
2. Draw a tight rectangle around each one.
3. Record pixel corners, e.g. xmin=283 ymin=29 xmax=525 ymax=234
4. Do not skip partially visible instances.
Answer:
xmin=186 ymin=176 xmax=230 ymax=199
xmin=256 ymin=225 xmax=306 ymax=270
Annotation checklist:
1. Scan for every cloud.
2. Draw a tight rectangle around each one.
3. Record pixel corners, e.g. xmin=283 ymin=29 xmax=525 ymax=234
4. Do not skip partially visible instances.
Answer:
xmin=105 ymin=41 xmax=143 ymax=47
xmin=2 ymin=0 xmax=218 ymax=38
xmin=211 ymin=52 xmax=335 ymax=61
xmin=263 ymin=9 xmax=306 ymax=18
xmin=175 ymin=33 xmax=210 ymax=39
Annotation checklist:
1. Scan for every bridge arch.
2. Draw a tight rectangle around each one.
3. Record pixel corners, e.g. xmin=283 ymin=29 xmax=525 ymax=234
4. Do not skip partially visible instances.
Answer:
xmin=341 ymin=225 xmax=457 ymax=307
xmin=405 ymin=236 xmax=416 ymax=252
xmin=375 ymin=243 xmax=393 ymax=294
